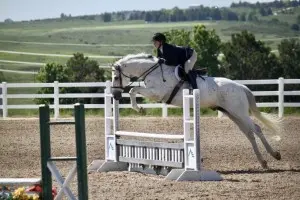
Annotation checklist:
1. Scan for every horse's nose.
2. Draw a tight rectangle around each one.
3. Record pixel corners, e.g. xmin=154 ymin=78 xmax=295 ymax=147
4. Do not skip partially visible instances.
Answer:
xmin=112 ymin=90 xmax=122 ymax=100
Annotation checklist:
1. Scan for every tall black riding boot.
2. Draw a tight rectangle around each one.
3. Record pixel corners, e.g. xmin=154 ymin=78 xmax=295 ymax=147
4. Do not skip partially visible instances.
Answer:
xmin=187 ymin=72 xmax=198 ymax=89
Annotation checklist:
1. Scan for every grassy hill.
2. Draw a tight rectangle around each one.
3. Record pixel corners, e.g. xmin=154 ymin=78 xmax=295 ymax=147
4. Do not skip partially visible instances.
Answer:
xmin=262 ymin=6 xmax=300 ymax=23
xmin=0 ymin=6 xmax=300 ymax=83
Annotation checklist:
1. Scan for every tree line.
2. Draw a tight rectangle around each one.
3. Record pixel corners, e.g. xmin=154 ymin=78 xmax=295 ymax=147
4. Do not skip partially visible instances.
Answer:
xmin=231 ymin=0 xmax=300 ymax=9
xmin=8 ymin=0 xmax=299 ymax=28
xmin=52 ymin=1 xmax=300 ymax=32
xmin=12 ymin=1 xmax=299 ymax=32
xmin=55 ymin=0 xmax=299 ymax=23
xmin=59 ymin=5 xmax=266 ymax=22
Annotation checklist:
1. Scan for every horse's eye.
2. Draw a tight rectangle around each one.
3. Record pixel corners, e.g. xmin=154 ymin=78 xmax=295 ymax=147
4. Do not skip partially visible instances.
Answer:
xmin=114 ymin=77 xmax=119 ymax=80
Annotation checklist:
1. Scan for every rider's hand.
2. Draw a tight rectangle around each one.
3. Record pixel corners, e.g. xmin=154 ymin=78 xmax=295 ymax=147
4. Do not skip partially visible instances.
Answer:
xmin=158 ymin=58 xmax=165 ymax=64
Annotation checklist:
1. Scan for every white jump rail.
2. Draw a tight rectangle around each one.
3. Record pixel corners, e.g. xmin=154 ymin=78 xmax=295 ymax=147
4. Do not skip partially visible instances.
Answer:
xmin=0 ymin=178 xmax=41 ymax=186
xmin=115 ymin=131 xmax=184 ymax=139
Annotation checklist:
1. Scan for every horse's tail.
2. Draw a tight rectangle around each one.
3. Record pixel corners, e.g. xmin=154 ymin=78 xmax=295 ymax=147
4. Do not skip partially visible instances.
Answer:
xmin=243 ymin=86 xmax=282 ymax=138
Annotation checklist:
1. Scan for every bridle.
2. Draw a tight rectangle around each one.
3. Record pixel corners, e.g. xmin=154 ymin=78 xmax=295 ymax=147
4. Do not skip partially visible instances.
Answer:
xmin=111 ymin=64 xmax=130 ymax=90
xmin=112 ymin=61 xmax=165 ymax=90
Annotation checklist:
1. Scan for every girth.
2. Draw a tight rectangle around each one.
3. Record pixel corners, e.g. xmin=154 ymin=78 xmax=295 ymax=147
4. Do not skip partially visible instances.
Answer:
xmin=166 ymin=80 xmax=185 ymax=104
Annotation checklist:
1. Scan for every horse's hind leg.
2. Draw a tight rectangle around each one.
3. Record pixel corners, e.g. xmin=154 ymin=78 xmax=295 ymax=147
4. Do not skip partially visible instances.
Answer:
xmin=220 ymin=108 xmax=268 ymax=168
xmin=253 ymin=123 xmax=281 ymax=160
xmin=244 ymin=130 xmax=268 ymax=168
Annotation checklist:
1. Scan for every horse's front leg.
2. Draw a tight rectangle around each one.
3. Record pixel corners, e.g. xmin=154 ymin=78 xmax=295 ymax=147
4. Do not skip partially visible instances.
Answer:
xmin=129 ymin=87 xmax=160 ymax=113
xmin=129 ymin=87 xmax=141 ymax=112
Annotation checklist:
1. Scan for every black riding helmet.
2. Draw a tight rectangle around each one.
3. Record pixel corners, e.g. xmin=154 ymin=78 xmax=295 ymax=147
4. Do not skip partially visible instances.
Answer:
xmin=152 ymin=33 xmax=166 ymax=43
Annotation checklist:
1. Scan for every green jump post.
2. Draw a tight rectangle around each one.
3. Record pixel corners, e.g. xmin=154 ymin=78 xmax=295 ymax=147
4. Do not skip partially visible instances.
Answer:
xmin=39 ymin=103 xmax=88 ymax=200
xmin=74 ymin=103 xmax=88 ymax=200
xmin=39 ymin=104 xmax=52 ymax=200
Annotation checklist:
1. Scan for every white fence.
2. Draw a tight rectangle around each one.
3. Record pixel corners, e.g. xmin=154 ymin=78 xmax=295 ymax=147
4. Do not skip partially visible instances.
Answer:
xmin=1 ymin=78 xmax=300 ymax=119
xmin=0 ymin=81 xmax=174 ymax=119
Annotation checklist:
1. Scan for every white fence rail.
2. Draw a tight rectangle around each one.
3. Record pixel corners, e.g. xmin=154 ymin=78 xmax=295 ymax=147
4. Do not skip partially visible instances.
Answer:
xmin=1 ymin=78 xmax=300 ymax=119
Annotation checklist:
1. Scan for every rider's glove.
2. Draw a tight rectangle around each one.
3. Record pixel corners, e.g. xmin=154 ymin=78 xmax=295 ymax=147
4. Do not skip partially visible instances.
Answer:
xmin=158 ymin=58 xmax=165 ymax=64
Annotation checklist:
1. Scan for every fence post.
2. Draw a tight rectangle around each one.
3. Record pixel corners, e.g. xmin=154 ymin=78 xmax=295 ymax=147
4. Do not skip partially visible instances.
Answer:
xmin=2 ymin=82 xmax=7 ymax=118
xmin=54 ymin=81 xmax=59 ymax=119
xmin=278 ymin=77 xmax=284 ymax=118
xmin=162 ymin=103 xmax=168 ymax=118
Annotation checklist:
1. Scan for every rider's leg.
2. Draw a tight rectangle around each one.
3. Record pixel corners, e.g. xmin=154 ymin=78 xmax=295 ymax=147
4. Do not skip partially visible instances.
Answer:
xmin=184 ymin=50 xmax=198 ymax=89
xmin=187 ymin=71 xmax=198 ymax=89
xmin=184 ymin=50 xmax=197 ymax=73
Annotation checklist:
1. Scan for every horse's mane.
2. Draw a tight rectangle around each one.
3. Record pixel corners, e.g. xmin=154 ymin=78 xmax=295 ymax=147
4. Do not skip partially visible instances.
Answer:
xmin=116 ymin=52 xmax=157 ymax=65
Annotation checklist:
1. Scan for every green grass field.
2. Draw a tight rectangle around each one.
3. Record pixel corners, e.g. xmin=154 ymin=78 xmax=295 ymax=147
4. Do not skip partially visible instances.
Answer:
xmin=0 ymin=20 xmax=211 ymax=43
xmin=0 ymin=63 xmax=41 ymax=71
xmin=1 ymin=71 xmax=36 ymax=83
xmin=0 ymin=42 xmax=152 ymax=56
xmin=0 ymin=20 xmax=298 ymax=69
xmin=0 ymin=11 xmax=299 ymax=83
xmin=0 ymin=52 xmax=116 ymax=65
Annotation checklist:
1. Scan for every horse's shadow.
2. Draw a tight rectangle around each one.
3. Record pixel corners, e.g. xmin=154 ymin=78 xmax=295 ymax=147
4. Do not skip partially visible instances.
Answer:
xmin=218 ymin=168 xmax=300 ymax=175
xmin=216 ymin=168 xmax=300 ymax=182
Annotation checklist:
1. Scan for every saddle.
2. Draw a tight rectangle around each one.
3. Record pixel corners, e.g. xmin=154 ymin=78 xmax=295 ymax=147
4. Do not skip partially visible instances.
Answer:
xmin=166 ymin=67 xmax=207 ymax=104
xmin=176 ymin=66 xmax=207 ymax=80
xmin=193 ymin=67 xmax=208 ymax=76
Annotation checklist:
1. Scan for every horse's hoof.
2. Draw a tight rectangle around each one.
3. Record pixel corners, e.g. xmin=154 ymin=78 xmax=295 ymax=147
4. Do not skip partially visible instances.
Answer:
xmin=139 ymin=107 xmax=146 ymax=115
xmin=274 ymin=151 xmax=281 ymax=160
xmin=261 ymin=160 xmax=268 ymax=169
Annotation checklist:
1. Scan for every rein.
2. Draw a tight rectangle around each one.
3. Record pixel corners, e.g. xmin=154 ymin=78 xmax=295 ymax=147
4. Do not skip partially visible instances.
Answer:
xmin=112 ymin=62 xmax=163 ymax=89
xmin=112 ymin=59 xmax=188 ymax=105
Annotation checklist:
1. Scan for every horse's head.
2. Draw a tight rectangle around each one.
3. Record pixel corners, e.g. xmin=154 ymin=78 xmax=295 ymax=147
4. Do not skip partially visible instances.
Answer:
xmin=111 ymin=53 xmax=158 ymax=100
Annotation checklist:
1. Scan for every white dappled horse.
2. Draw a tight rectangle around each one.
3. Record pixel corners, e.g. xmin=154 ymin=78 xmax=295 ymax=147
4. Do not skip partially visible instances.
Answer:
xmin=110 ymin=53 xmax=282 ymax=169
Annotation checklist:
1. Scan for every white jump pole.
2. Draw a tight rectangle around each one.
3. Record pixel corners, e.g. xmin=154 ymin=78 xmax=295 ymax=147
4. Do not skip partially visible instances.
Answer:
xmin=99 ymin=81 xmax=128 ymax=171
xmin=166 ymin=89 xmax=222 ymax=181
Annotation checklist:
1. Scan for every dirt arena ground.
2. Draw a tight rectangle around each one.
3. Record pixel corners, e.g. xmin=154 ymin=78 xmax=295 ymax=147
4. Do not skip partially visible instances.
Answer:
xmin=1 ymin=116 xmax=300 ymax=200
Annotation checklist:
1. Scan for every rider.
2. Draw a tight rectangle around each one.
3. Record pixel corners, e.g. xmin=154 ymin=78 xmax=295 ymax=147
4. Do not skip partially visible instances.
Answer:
xmin=151 ymin=32 xmax=198 ymax=89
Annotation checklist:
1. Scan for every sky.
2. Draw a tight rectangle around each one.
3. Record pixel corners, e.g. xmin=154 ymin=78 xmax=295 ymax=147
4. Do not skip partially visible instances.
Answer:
xmin=0 ymin=0 xmax=274 ymax=22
